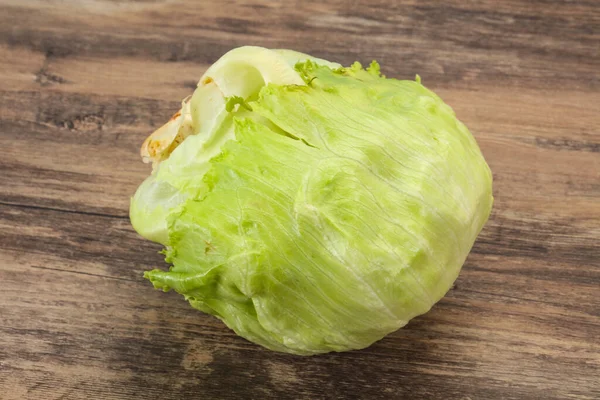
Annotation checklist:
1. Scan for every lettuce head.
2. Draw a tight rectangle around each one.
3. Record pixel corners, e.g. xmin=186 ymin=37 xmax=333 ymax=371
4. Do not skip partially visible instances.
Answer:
xmin=130 ymin=46 xmax=493 ymax=355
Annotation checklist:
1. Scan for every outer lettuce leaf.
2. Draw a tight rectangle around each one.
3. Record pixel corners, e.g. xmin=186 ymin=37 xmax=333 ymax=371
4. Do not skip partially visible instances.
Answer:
xmin=131 ymin=47 xmax=340 ymax=245
xmin=141 ymin=60 xmax=493 ymax=355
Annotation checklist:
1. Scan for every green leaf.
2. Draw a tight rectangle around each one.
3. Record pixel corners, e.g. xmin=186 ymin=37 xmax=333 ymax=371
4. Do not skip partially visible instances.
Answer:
xmin=130 ymin=46 xmax=493 ymax=355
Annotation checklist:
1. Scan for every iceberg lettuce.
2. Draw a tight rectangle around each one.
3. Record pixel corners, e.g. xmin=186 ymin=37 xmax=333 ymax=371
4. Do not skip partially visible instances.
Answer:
xmin=130 ymin=46 xmax=493 ymax=355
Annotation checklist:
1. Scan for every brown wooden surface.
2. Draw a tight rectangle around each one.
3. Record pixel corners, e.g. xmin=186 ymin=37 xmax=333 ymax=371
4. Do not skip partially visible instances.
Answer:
xmin=1 ymin=1 xmax=599 ymax=399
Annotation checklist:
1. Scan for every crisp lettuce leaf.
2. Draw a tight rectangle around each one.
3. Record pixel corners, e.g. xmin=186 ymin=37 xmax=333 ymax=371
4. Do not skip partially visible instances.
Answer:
xmin=133 ymin=51 xmax=493 ymax=355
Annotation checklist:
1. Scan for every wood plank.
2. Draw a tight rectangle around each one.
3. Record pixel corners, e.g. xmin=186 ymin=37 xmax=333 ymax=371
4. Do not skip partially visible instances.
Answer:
xmin=0 ymin=0 xmax=598 ymax=89
xmin=0 ymin=208 xmax=598 ymax=399
xmin=0 ymin=45 xmax=204 ymax=99
xmin=1 ymin=0 xmax=599 ymax=399
xmin=2 ymin=85 xmax=598 ymax=218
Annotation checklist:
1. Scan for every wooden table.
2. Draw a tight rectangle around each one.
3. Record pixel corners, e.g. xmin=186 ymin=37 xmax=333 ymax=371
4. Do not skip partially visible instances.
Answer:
xmin=1 ymin=1 xmax=598 ymax=399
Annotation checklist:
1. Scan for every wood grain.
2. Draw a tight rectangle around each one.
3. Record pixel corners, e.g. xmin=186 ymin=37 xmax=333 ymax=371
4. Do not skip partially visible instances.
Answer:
xmin=0 ymin=0 xmax=599 ymax=399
